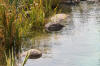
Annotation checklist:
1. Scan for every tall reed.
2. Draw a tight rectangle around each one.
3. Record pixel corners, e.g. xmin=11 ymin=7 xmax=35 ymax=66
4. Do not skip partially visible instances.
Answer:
xmin=0 ymin=0 xmax=60 ymax=65
xmin=16 ymin=0 xmax=60 ymax=36
xmin=0 ymin=0 xmax=21 ymax=55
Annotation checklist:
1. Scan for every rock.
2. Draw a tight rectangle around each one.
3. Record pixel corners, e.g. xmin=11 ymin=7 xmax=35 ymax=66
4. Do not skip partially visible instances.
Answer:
xmin=60 ymin=0 xmax=80 ymax=5
xmin=45 ymin=14 xmax=69 ymax=32
xmin=21 ymin=49 xmax=42 ymax=59
xmin=46 ymin=23 xmax=64 ymax=31
xmin=50 ymin=14 xmax=69 ymax=23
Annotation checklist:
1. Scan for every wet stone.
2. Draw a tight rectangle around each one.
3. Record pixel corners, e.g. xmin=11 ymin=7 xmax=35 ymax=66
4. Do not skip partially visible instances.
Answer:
xmin=45 ymin=14 xmax=69 ymax=32
xmin=21 ymin=49 xmax=42 ymax=59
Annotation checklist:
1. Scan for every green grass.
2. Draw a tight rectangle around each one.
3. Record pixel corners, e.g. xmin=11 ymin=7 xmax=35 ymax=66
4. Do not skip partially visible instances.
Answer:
xmin=5 ymin=49 xmax=16 ymax=66
xmin=0 ymin=0 xmax=60 ymax=53
xmin=22 ymin=52 xmax=30 ymax=66
xmin=5 ymin=48 xmax=30 ymax=66
xmin=16 ymin=0 xmax=60 ymax=36
xmin=0 ymin=0 xmax=60 ymax=65
xmin=0 ymin=4 xmax=21 ymax=53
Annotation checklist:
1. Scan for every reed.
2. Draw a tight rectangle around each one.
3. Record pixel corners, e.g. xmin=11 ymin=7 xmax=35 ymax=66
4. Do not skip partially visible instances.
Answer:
xmin=5 ymin=49 xmax=16 ymax=66
xmin=0 ymin=0 xmax=60 ymax=65
xmin=22 ymin=52 xmax=30 ymax=66
xmin=5 ymin=49 xmax=30 ymax=66
xmin=0 ymin=0 xmax=21 ymax=54
xmin=0 ymin=0 xmax=60 ymax=54
xmin=16 ymin=0 xmax=60 ymax=35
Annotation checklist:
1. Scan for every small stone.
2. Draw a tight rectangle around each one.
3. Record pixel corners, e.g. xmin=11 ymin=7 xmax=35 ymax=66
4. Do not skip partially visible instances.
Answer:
xmin=46 ymin=23 xmax=64 ymax=31
xmin=21 ymin=49 xmax=42 ymax=59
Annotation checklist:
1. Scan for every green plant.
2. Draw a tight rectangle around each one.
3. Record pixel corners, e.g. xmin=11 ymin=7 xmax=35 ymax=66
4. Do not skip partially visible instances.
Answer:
xmin=5 ymin=49 xmax=16 ymax=66
xmin=0 ymin=0 xmax=61 ymax=65
xmin=5 ymin=48 xmax=30 ymax=66
xmin=0 ymin=0 xmax=21 ymax=54
xmin=17 ymin=0 xmax=60 ymax=35
xmin=22 ymin=52 xmax=30 ymax=66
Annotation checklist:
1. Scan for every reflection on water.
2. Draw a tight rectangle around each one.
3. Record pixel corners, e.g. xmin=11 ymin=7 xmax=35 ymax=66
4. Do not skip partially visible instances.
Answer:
xmin=22 ymin=2 xmax=100 ymax=66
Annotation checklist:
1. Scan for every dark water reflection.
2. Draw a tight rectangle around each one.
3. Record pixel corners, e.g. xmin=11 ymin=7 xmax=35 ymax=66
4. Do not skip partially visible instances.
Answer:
xmin=22 ymin=2 xmax=100 ymax=66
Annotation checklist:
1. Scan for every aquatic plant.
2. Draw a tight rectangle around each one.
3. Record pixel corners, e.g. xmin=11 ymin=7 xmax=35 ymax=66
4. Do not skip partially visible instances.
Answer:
xmin=5 ymin=48 xmax=30 ymax=66
xmin=0 ymin=0 xmax=21 ymax=56
xmin=16 ymin=0 xmax=60 ymax=35
xmin=0 ymin=0 xmax=60 ymax=65
xmin=0 ymin=0 xmax=60 ymax=54
xmin=22 ymin=52 xmax=30 ymax=66
xmin=5 ymin=49 xmax=16 ymax=66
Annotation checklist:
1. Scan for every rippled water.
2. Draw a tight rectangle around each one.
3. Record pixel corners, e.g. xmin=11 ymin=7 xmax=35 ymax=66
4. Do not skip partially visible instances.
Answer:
xmin=22 ymin=2 xmax=100 ymax=66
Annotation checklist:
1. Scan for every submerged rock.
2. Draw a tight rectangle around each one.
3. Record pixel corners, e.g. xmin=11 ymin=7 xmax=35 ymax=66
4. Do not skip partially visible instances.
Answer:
xmin=45 ymin=14 xmax=69 ymax=32
xmin=21 ymin=49 xmax=42 ymax=59
xmin=46 ymin=23 xmax=64 ymax=31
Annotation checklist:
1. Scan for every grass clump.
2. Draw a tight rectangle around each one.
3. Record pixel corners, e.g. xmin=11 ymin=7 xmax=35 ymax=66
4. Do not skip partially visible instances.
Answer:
xmin=0 ymin=0 xmax=61 ymax=65
xmin=0 ymin=4 xmax=21 ymax=53
xmin=0 ymin=0 xmax=60 ymax=54
xmin=16 ymin=0 xmax=60 ymax=35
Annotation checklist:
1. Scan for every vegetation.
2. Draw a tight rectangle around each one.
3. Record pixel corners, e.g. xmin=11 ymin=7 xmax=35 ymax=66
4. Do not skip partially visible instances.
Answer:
xmin=5 ymin=49 xmax=29 ymax=66
xmin=0 ymin=0 xmax=60 ymax=66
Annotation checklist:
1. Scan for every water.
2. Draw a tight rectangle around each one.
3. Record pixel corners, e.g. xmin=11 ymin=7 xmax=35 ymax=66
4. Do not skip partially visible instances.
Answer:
xmin=22 ymin=2 xmax=100 ymax=66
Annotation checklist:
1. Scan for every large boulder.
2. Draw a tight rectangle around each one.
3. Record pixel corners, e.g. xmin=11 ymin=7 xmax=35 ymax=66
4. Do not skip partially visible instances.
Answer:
xmin=45 ymin=14 xmax=69 ymax=32
xmin=21 ymin=49 xmax=42 ymax=59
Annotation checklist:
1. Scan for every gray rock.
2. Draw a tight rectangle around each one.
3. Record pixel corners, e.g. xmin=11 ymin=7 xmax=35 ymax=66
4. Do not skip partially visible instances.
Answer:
xmin=21 ymin=49 xmax=42 ymax=59
xmin=45 ymin=14 xmax=69 ymax=32
xmin=46 ymin=23 xmax=64 ymax=31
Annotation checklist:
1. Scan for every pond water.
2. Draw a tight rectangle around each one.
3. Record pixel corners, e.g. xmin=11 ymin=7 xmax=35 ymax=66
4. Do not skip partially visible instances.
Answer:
xmin=22 ymin=2 xmax=100 ymax=66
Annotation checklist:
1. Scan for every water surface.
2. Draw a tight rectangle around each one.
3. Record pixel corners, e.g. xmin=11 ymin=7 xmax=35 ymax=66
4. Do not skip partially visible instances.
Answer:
xmin=22 ymin=2 xmax=100 ymax=66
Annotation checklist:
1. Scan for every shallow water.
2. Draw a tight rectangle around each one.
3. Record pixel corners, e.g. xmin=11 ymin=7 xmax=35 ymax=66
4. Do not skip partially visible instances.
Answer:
xmin=22 ymin=2 xmax=100 ymax=66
